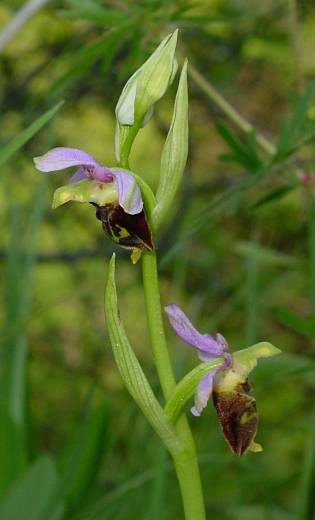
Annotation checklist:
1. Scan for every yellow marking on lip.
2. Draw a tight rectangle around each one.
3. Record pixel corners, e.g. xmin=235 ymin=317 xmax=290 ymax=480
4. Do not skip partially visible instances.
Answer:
xmin=73 ymin=194 xmax=84 ymax=202
xmin=131 ymin=249 xmax=142 ymax=264
xmin=240 ymin=411 xmax=257 ymax=425
xmin=60 ymin=191 xmax=70 ymax=202
xmin=249 ymin=441 xmax=263 ymax=453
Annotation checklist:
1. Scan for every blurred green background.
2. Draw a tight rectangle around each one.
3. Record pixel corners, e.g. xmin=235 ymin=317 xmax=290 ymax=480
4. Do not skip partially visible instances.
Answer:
xmin=1 ymin=0 xmax=315 ymax=518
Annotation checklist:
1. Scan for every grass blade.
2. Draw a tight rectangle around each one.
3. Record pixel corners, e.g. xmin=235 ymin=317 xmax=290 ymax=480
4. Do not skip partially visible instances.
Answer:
xmin=0 ymin=179 xmax=47 ymax=497
xmin=0 ymin=457 xmax=63 ymax=520
xmin=60 ymin=401 xmax=109 ymax=516
xmin=296 ymin=409 xmax=315 ymax=519
xmin=0 ymin=101 xmax=63 ymax=170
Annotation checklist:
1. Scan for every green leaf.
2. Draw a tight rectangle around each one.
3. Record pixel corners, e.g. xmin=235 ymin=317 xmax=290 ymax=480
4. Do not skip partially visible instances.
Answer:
xmin=0 ymin=102 xmax=63 ymax=170
xmin=296 ymin=408 xmax=315 ymax=519
xmin=0 ymin=404 xmax=26 ymax=501
xmin=50 ymin=30 xmax=127 ymax=96
xmin=216 ymin=123 xmax=263 ymax=173
xmin=235 ymin=241 xmax=300 ymax=267
xmin=1 ymin=179 xmax=47 ymax=428
xmin=153 ymin=60 xmax=188 ymax=229
xmin=275 ymin=113 xmax=291 ymax=161
xmin=274 ymin=82 xmax=315 ymax=162
xmin=0 ymin=457 xmax=63 ymax=520
xmin=104 ymin=254 xmax=182 ymax=456
xmin=253 ymin=353 xmax=315 ymax=382
xmin=274 ymin=307 xmax=315 ymax=339
xmin=61 ymin=0 xmax=127 ymax=26
xmin=148 ymin=445 xmax=168 ymax=520
xmin=290 ymin=82 xmax=315 ymax=137
xmin=173 ymin=175 xmax=258 ymax=250
xmin=0 ymin=179 xmax=47 ymax=499
xmin=216 ymin=122 xmax=249 ymax=159
xmin=26 ymin=400 xmax=109 ymax=520
xmin=73 ymin=467 xmax=159 ymax=520
xmin=251 ymin=185 xmax=296 ymax=209
xmin=60 ymin=402 xmax=109 ymax=514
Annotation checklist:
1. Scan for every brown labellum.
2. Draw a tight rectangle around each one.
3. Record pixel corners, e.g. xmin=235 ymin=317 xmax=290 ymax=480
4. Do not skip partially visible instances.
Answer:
xmin=92 ymin=203 xmax=154 ymax=251
xmin=212 ymin=380 xmax=258 ymax=457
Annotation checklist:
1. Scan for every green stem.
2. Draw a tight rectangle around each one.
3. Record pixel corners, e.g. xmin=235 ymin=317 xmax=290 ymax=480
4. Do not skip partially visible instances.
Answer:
xmin=117 ymin=100 xmax=205 ymax=519
xmin=142 ymin=252 xmax=176 ymax=398
xmin=142 ymin=251 xmax=206 ymax=520
xmin=119 ymin=121 xmax=142 ymax=169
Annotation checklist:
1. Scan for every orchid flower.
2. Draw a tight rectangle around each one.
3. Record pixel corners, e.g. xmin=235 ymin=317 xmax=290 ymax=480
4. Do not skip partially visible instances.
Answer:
xmin=165 ymin=304 xmax=281 ymax=456
xmin=34 ymin=147 xmax=154 ymax=259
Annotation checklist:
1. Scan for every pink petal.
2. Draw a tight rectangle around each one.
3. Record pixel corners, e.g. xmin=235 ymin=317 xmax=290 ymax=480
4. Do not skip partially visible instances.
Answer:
xmin=92 ymin=165 xmax=114 ymax=183
xmin=191 ymin=370 xmax=217 ymax=416
xmin=164 ymin=304 xmax=224 ymax=359
xmin=68 ymin=168 xmax=88 ymax=184
xmin=112 ymin=170 xmax=143 ymax=215
xmin=34 ymin=147 xmax=98 ymax=172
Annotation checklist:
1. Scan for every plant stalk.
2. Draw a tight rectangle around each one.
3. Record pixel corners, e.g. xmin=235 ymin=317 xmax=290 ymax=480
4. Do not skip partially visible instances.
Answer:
xmin=142 ymin=251 xmax=206 ymax=520
xmin=187 ymin=61 xmax=276 ymax=157
xmin=119 ymin=121 xmax=142 ymax=169
xmin=287 ymin=0 xmax=304 ymax=94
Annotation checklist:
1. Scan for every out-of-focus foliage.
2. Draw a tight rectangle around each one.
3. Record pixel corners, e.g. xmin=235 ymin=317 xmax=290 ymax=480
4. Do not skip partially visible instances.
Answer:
xmin=1 ymin=0 xmax=315 ymax=518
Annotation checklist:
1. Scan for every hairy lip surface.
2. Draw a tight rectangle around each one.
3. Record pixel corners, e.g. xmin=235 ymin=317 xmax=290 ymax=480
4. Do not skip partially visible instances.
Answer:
xmin=213 ymin=380 xmax=258 ymax=457
xmin=93 ymin=203 xmax=154 ymax=251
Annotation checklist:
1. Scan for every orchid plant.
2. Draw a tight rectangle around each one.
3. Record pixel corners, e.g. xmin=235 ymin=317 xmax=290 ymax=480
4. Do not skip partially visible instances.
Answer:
xmin=34 ymin=31 xmax=281 ymax=519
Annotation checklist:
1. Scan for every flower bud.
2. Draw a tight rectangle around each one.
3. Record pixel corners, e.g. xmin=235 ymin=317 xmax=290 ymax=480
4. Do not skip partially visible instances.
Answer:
xmin=115 ymin=31 xmax=178 ymax=162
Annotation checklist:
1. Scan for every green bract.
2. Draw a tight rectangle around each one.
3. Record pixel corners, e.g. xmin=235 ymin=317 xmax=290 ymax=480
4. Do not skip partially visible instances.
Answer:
xmin=104 ymin=254 xmax=183 ymax=456
xmin=153 ymin=60 xmax=189 ymax=228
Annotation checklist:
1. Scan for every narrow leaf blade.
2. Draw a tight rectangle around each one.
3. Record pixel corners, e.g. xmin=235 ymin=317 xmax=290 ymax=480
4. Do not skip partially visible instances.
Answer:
xmin=0 ymin=102 xmax=63 ymax=169
xmin=104 ymin=254 xmax=182 ymax=456
xmin=0 ymin=457 xmax=63 ymax=520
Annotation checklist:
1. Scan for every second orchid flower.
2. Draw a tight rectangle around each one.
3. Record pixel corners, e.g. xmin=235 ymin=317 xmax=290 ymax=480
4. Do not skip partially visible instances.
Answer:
xmin=165 ymin=304 xmax=281 ymax=457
